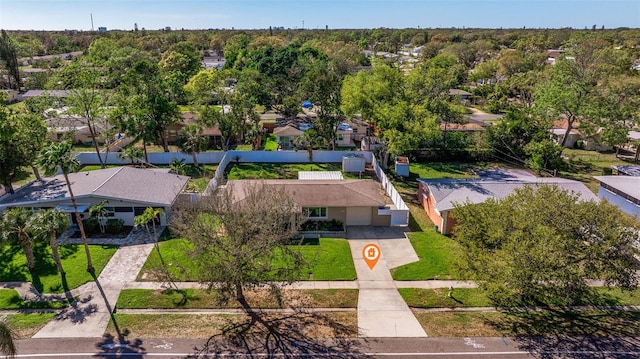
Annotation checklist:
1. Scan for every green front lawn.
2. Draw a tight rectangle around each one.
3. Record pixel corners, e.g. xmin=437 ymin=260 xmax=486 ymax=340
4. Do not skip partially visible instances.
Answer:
xmin=139 ymin=237 xmax=356 ymax=282
xmin=117 ymin=288 xmax=358 ymax=309
xmin=391 ymin=230 xmax=463 ymax=280
xmin=0 ymin=289 xmax=71 ymax=309
xmin=4 ymin=313 xmax=57 ymax=339
xmin=0 ymin=243 xmax=118 ymax=293
xmin=399 ymin=288 xmax=491 ymax=308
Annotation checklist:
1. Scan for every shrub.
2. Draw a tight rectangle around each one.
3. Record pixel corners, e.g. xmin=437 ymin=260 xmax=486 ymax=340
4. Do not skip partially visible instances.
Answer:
xmin=82 ymin=217 xmax=100 ymax=235
xmin=105 ymin=219 xmax=125 ymax=234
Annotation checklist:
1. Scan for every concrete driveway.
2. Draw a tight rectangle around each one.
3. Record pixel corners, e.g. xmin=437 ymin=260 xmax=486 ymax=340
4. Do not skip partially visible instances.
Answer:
xmin=347 ymin=226 xmax=427 ymax=338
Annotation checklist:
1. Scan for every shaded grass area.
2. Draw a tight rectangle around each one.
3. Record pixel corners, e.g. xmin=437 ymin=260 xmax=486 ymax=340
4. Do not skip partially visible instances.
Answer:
xmin=138 ymin=238 xmax=356 ymax=281
xmin=399 ymin=288 xmax=491 ymax=308
xmin=78 ymin=165 xmax=120 ymax=172
xmin=0 ymin=243 xmax=118 ymax=293
xmin=415 ymin=310 xmax=640 ymax=337
xmin=225 ymin=163 xmax=362 ymax=180
xmin=0 ymin=289 xmax=70 ymax=309
xmin=105 ymin=312 xmax=358 ymax=339
xmin=559 ymin=149 xmax=631 ymax=193
xmin=4 ymin=313 xmax=57 ymax=339
xmin=391 ymin=230 xmax=463 ymax=280
xmin=116 ymin=289 xmax=358 ymax=309
xmin=402 ymin=287 xmax=640 ymax=309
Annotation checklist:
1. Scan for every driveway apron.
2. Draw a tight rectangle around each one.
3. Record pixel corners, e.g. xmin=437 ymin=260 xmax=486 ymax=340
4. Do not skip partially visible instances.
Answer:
xmin=348 ymin=226 xmax=427 ymax=338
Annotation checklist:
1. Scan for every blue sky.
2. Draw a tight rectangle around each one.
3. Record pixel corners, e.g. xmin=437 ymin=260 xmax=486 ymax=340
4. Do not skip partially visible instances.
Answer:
xmin=1 ymin=0 xmax=639 ymax=31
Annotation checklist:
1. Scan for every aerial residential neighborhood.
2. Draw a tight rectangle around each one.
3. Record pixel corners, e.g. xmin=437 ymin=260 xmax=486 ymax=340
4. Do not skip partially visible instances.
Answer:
xmin=1 ymin=1 xmax=640 ymax=358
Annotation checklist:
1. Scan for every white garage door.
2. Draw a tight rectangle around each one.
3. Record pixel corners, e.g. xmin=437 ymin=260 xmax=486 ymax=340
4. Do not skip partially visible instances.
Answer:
xmin=346 ymin=207 xmax=372 ymax=226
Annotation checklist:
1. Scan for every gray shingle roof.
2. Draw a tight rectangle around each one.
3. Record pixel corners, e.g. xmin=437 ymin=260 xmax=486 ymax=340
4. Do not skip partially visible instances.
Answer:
xmin=419 ymin=177 xmax=597 ymax=212
xmin=594 ymin=176 xmax=640 ymax=200
xmin=0 ymin=167 xmax=189 ymax=207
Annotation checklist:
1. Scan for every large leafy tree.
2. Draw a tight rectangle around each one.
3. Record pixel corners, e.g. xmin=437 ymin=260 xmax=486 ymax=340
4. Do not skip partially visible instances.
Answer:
xmin=341 ymin=62 xmax=438 ymax=167
xmin=0 ymin=105 xmax=47 ymax=194
xmin=171 ymin=182 xmax=305 ymax=308
xmin=0 ymin=30 xmax=20 ymax=89
xmin=66 ymin=66 xmax=110 ymax=168
xmin=454 ymin=185 xmax=640 ymax=307
xmin=111 ymin=60 xmax=179 ymax=156
xmin=39 ymin=141 xmax=94 ymax=273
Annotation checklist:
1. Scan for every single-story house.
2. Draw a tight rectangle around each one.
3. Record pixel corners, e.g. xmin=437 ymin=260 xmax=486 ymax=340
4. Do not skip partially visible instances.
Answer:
xmin=614 ymin=165 xmax=640 ymax=176
xmin=165 ymin=112 xmax=224 ymax=148
xmin=361 ymin=136 xmax=383 ymax=151
xmin=593 ymin=176 xmax=640 ymax=219
xmin=0 ymin=167 xmax=190 ymax=226
xmin=45 ymin=115 xmax=110 ymax=145
xmin=226 ymin=179 xmax=393 ymax=226
xmin=273 ymin=125 xmax=303 ymax=149
xmin=21 ymin=89 xmax=70 ymax=100
xmin=418 ymin=170 xmax=598 ymax=234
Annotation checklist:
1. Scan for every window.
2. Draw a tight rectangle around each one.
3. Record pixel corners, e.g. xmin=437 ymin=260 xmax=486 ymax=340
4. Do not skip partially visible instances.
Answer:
xmin=304 ymin=207 xmax=327 ymax=218
xmin=114 ymin=207 xmax=134 ymax=213
xmin=104 ymin=206 xmax=116 ymax=217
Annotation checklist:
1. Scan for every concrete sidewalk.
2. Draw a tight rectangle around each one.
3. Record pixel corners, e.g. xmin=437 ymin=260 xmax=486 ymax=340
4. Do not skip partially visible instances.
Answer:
xmin=348 ymin=227 xmax=427 ymax=338
xmin=33 ymin=243 xmax=155 ymax=338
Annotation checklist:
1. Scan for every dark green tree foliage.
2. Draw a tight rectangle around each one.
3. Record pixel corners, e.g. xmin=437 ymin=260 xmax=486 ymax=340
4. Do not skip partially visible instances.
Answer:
xmin=111 ymin=60 xmax=179 ymax=155
xmin=0 ymin=105 xmax=46 ymax=194
xmin=454 ymin=185 xmax=640 ymax=307
xmin=0 ymin=30 xmax=20 ymax=89
xmin=485 ymin=109 xmax=548 ymax=162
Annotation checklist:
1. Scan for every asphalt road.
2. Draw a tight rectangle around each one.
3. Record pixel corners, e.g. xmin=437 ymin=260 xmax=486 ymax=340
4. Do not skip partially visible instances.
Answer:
xmin=11 ymin=336 xmax=640 ymax=358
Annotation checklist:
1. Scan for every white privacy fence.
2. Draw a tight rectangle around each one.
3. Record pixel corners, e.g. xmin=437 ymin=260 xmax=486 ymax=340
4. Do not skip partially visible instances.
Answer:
xmin=371 ymin=154 xmax=410 ymax=226
xmin=76 ymin=150 xmax=372 ymax=166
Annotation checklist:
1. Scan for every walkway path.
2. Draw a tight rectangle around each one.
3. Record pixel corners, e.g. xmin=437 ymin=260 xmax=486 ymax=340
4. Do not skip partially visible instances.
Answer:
xmin=32 ymin=228 xmax=158 ymax=338
xmin=347 ymin=226 xmax=427 ymax=338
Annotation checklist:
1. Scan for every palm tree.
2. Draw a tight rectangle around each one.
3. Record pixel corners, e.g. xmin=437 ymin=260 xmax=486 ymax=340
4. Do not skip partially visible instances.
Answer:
xmin=1 ymin=208 xmax=36 ymax=272
xmin=89 ymin=200 xmax=109 ymax=234
xmin=39 ymin=141 xmax=94 ymax=273
xmin=118 ymin=145 xmax=143 ymax=165
xmin=0 ymin=319 xmax=16 ymax=358
xmin=29 ymin=209 xmax=69 ymax=277
xmin=177 ymin=124 xmax=207 ymax=168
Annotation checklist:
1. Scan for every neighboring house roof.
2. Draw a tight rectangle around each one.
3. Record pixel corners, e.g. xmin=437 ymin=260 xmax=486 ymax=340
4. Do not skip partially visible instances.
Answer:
xmin=440 ymin=122 xmax=486 ymax=132
xmin=594 ymin=176 xmax=640 ymax=201
xmin=628 ymin=131 xmax=640 ymax=141
xmin=0 ymin=167 xmax=189 ymax=208
xmin=551 ymin=119 xmax=582 ymax=134
xmin=419 ymin=174 xmax=597 ymax=212
xmin=22 ymin=89 xmax=70 ymax=98
xmin=180 ymin=112 xmax=222 ymax=137
xmin=45 ymin=116 xmax=110 ymax=135
xmin=227 ymin=179 xmax=387 ymax=207
xmin=274 ymin=125 xmax=303 ymax=137
xmin=449 ymin=89 xmax=472 ymax=96
xmin=615 ymin=165 xmax=640 ymax=177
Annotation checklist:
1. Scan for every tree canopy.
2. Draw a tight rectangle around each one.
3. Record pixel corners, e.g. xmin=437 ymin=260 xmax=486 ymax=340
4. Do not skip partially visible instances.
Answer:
xmin=453 ymin=185 xmax=640 ymax=307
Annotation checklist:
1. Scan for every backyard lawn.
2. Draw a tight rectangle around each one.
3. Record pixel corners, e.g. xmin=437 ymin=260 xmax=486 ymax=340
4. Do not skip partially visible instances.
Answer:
xmin=0 ymin=243 xmax=118 ymax=293
xmin=138 ymin=237 xmax=356 ymax=281
xmin=559 ymin=148 xmax=631 ymax=193
xmin=225 ymin=163 xmax=362 ymax=180
xmin=391 ymin=230 xmax=463 ymax=280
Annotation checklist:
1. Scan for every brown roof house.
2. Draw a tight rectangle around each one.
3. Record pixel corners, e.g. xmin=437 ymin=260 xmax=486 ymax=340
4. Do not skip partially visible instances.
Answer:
xmin=0 ymin=167 xmax=189 ymax=226
xmin=226 ymin=179 xmax=393 ymax=226
xmin=273 ymin=125 xmax=304 ymax=149
xmin=418 ymin=169 xmax=598 ymax=234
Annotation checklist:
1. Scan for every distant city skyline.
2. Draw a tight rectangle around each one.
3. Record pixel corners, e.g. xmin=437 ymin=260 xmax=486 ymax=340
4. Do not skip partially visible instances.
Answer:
xmin=1 ymin=0 xmax=639 ymax=31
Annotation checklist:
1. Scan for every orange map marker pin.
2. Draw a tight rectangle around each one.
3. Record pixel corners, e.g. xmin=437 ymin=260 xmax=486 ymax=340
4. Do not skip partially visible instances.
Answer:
xmin=362 ymin=243 xmax=381 ymax=270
